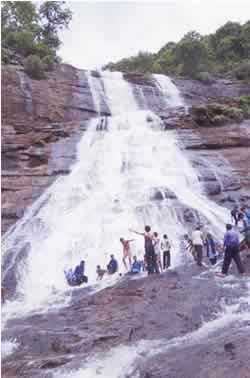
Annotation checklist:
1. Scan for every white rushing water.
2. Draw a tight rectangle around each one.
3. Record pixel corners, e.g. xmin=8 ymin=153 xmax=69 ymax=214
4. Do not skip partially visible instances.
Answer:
xmin=153 ymin=74 xmax=184 ymax=108
xmin=2 ymin=71 xmax=230 ymax=320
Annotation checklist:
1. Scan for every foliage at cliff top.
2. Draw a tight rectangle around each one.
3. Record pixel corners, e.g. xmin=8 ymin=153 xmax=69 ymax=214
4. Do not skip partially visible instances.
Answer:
xmin=104 ymin=21 xmax=250 ymax=81
xmin=1 ymin=1 xmax=72 ymax=78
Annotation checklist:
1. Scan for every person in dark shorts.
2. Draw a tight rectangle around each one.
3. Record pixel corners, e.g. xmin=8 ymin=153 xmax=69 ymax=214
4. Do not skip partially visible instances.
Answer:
xmin=231 ymin=205 xmax=239 ymax=227
xmin=191 ymin=226 xmax=204 ymax=266
xmin=217 ymin=224 xmax=245 ymax=277
xmin=129 ymin=226 xmax=158 ymax=274
xmin=161 ymin=234 xmax=171 ymax=269
xmin=205 ymin=233 xmax=218 ymax=265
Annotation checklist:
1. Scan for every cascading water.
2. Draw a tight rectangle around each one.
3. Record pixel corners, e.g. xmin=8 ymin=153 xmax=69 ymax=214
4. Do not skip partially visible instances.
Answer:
xmin=2 ymin=71 xmax=230 ymax=322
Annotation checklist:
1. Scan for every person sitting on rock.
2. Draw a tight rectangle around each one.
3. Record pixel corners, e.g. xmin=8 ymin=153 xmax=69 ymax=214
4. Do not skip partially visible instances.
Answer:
xmin=107 ymin=254 xmax=118 ymax=275
xmin=74 ymin=260 xmax=88 ymax=284
xmin=129 ymin=256 xmax=142 ymax=274
xmin=96 ymin=265 xmax=106 ymax=280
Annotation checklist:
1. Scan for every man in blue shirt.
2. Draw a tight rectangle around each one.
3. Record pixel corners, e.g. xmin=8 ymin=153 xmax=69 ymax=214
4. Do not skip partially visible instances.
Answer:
xmin=107 ymin=255 xmax=118 ymax=274
xmin=74 ymin=260 xmax=88 ymax=284
xmin=219 ymin=224 xmax=245 ymax=277
xmin=130 ymin=256 xmax=142 ymax=274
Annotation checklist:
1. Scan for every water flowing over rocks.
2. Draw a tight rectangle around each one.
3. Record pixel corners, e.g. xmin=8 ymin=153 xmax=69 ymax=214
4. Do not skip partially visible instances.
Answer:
xmin=2 ymin=63 xmax=250 ymax=378
xmin=2 ymin=64 xmax=250 ymax=233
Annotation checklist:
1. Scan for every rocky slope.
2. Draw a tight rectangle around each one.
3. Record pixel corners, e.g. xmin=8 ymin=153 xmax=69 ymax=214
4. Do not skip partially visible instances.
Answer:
xmin=2 ymin=254 xmax=250 ymax=377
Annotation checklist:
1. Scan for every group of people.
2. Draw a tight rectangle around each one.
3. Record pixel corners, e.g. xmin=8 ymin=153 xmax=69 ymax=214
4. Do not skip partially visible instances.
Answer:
xmin=128 ymin=227 xmax=172 ymax=274
xmin=64 ymin=204 xmax=250 ymax=286
xmin=182 ymin=204 xmax=250 ymax=277
xmin=231 ymin=205 xmax=250 ymax=252
xmin=96 ymin=231 xmax=172 ymax=280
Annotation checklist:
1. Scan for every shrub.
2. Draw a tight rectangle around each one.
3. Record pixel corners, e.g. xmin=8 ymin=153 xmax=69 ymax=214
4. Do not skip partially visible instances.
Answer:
xmin=233 ymin=61 xmax=250 ymax=80
xmin=211 ymin=114 xmax=229 ymax=125
xmin=41 ymin=55 xmax=55 ymax=71
xmin=33 ymin=42 xmax=51 ymax=58
xmin=225 ymin=107 xmax=244 ymax=121
xmin=239 ymin=96 xmax=250 ymax=117
xmin=24 ymin=55 xmax=46 ymax=79
xmin=4 ymin=31 xmax=35 ymax=57
xmin=195 ymin=71 xmax=215 ymax=84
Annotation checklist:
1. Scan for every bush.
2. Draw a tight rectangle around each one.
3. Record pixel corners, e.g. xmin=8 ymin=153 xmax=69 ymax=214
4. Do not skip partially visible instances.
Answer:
xmin=225 ymin=107 xmax=244 ymax=121
xmin=195 ymin=71 xmax=215 ymax=84
xmin=211 ymin=114 xmax=229 ymax=125
xmin=239 ymin=96 xmax=250 ymax=117
xmin=41 ymin=55 xmax=55 ymax=71
xmin=4 ymin=31 xmax=35 ymax=57
xmin=33 ymin=42 xmax=51 ymax=58
xmin=24 ymin=55 xmax=46 ymax=79
xmin=233 ymin=61 xmax=250 ymax=80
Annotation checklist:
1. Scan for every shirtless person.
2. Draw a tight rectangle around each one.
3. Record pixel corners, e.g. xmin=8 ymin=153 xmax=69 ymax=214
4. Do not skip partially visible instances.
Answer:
xmin=120 ymin=237 xmax=134 ymax=270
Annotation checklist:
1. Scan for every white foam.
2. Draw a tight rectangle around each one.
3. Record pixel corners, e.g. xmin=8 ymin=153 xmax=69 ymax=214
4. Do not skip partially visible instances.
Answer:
xmin=1 ymin=339 xmax=19 ymax=359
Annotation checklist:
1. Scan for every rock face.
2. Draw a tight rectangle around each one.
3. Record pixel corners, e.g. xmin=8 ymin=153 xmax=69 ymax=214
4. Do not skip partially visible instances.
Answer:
xmin=1 ymin=64 xmax=98 ymax=233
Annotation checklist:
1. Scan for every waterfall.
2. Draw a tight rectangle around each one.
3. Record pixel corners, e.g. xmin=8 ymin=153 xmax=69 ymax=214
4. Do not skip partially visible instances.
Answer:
xmin=86 ymin=71 xmax=103 ymax=115
xmin=153 ymin=74 xmax=184 ymax=108
xmin=17 ymin=71 xmax=33 ymax=114
xmin=2 ymin=72 xmax=230 ymax=319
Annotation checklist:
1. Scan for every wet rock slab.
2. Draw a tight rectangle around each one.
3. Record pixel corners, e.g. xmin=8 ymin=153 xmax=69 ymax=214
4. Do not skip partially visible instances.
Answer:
xmin=2 ymin=255 xmax=250 ymax=377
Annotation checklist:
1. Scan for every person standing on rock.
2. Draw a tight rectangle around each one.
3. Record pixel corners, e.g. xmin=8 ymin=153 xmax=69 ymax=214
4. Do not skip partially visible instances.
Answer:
xmin=153 ymin=232 xmax=162 ymax=272
xmin=238 ymin=212 xmax=250 ymax=255
xmin=120 ymin=238 xmax=134 ymax=270
xmin=205 ymin=233 xmax=218 ymax=265
xmin=231 ymin=205 xmax=239 ymax=227
xmin=161 ymin=234 xmax=171 ymax=269
xmin=217 ymin=224 xmax=245 ymax=277
xmin=191 ymin=226 xmax=204 ymax=266
xmin=129 ymin=226 xmax=157 ymax=274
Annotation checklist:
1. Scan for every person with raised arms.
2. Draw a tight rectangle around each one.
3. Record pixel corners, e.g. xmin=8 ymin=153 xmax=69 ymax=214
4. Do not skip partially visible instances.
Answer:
xmin=129 ymin=226 xmax=158 ymax=274
xmin=120 ymin=237 xmax=134 ymax=270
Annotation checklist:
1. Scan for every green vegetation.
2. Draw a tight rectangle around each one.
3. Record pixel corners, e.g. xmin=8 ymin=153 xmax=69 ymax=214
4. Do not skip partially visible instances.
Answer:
xmin=191 ymin=98 xmax=250 ymax=127
xmin=104 ymin=21 xmax=250 ymax=80
xmin=1 ymin=1 xmax=72 ymax=79
xmin=239 ymin=96 xmax=250 ymax=117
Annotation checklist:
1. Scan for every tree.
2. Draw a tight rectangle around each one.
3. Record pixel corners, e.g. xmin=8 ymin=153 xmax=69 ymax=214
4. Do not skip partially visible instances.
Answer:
xmin=176 ymin=31 xmax=208 ymax=76
xmin=1 ymin=1 xmax=72 ymax=76
xmin=1 ymin=1 xmax=38 ymax=33
xmin=241 ymin=21 xmax=250 ymax=58
xmin=39 ymin=1 xmax=72 ymax=50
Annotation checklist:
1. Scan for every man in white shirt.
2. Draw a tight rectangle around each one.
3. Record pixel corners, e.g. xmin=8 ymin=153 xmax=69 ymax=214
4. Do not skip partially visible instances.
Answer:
xmin=191 ymin=226 xmax=204 ymax=266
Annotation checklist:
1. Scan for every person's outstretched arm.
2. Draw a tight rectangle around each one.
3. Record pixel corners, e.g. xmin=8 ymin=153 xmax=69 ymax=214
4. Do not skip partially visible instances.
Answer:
xmin=129 ymin=229 xmax=144 ymax=236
